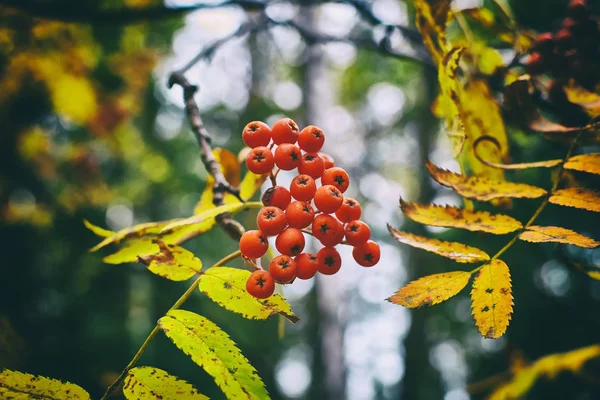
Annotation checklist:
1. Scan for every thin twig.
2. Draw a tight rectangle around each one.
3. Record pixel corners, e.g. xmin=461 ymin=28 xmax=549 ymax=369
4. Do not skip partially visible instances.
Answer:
xmin=99 ymin=250 xmax=242 ymax=400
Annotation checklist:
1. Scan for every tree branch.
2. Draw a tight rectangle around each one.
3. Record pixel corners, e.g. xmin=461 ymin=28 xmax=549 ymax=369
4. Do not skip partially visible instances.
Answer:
xmin=167 ymin=72 xmax=245 ymax=240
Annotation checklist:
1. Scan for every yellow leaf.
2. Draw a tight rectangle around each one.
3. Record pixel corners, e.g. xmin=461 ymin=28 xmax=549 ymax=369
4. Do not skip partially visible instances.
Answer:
xmin=564 ymin=153 xmax=600 ymax=176
xmin=51 ymin=74 xmax=97 ymax=125
xmin=414 ymin=0 xmax=451 ymax=63
xmin=158 ymin=310 xmax=269 ymax=400
xmin=163 ymin=202 xmax=263 ymax=232
xmin=487 ymin=367 xmax=538 ymax=400
xmin=84 ymin=219 xmax=114 ymax=238
xmin=549 ymin=188 xmax=600 ymax=212
xmin=161 ymin=218 xmax=217 ymax=245
xmin=239 ymin=171 xmax=268 ymax=201
xmin=198 ymin=267 xmax=298 ymax=322
xmin=438 ymin=47 xmax=466 ymax=156
xmin=387 ymin=224 xmax=489 ymax=263
xmin=90 ymin=221 xmax=172 ymax=252
xmin=426 ymin=161 xmax=547 ymax=201
xmin=519 ymin=226 xmax=599 ymax=249
xmin=102 ymin=239 xmax=159 ymax=265
xmin=123 ymin=367 xmax=208 ymax=400
xmin=400 ymin=199 xmax=523 ymax=234
xmin=563 ymin=83 xmax=600 ymax=117
xmin=137 ymin=240 xmax=202 ymax=281
xmin=194 ymin=148 xmax=242 ymax=214
xmin=471 ymin=260 xmax=513 ymax=339
xmin=388 ymin=271 xmax=471 ymax=308
xmin=0 ymin=369 xmax=90 ymax=399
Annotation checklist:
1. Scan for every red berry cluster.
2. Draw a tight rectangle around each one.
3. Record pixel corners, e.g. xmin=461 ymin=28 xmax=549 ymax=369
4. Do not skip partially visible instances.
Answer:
xmin=239 ymin=118 xmax=381 ymax=299
xmin=526 ymin=0 xmax=600 ymax=88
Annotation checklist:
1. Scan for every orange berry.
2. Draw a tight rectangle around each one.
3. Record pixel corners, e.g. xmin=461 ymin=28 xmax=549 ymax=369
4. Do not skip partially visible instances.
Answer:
xmin=274 ymin=143 xmax=301 ymax=170
xmin=314 ymin=185 xmax=343 ymax=213
xmin=312 ymin=214 xmax=343 ymax=247
xmin=275 ymin=228 xmax=305 ymax=256
xmin=352 ymin=240 xmax=380 ymax=267
xmin=246 ymin=270 xmax=275 ymax=299
xmin=321 ymin=167 xmax=350 ymax=193
xmin=257 ymin=206 xmax=288 ymax=236
xmin=271 ymin=118 xmax=299 ymax=144
xmin=285 ymin=201 xmax=315 ymax=229
xmin=262 ymin=186 xmax=291 ymax=210
xmin=290 ymin=174 xmax=317 ymax=201
xmin=317 ymin=247 xmax=342 ymax=275
xmin=319 ymin=152 xmax=335 ymax=170
xmin=269 ymin=255 xmax=297 ymax=283
xmin=344 ymin=220 xmax=370 ymax=246
xmin=335 ymin=197 xmax=362 ymax=223
xmin=245 ymin=147 xmax=275 ymax=175
xmin=295 ymin=253 xmax=319 ymax=280
xmin=298 ymin=125 xmax=325 ymax=152
xmin=298 ymin=152 xmax=325 ymax=178
xmin=242 ymin=121 xmax=271 ymax=148
xmin=239 ymin=230 xmax=269 ymax=259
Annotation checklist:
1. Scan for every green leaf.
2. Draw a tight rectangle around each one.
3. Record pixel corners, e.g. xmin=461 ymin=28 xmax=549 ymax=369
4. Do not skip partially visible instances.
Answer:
xmin=0 ymin=369 xmax=91 ymax=399
xmin=123 ymin=367 xmax=208 ymax=400
xmin=138 ymin=240 xmax=202 ymax=281
xmin=158 ymin=310 xmax=269 ymax=400
xmin=199 ymin=267 xmax=298 ymax=322
xmin=162 ymin=202 xmax=263 ymax=233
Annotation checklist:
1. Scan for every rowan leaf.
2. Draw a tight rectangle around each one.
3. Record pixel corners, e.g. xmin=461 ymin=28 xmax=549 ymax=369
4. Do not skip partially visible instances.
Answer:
xmin=519 ymin=226 xmax=599 ymax=249
xmin=400 ymin=199 xmax=523 ymax=234
xmin=123 ymin=367 xmax=208 ymax=400
xmin=239 ymin=171 xmax=268 ymax=201
xmin=163 ymin=202 xmax=262 ymax=232
xmin=471 ymin=259 xmax=513 ymax=339
xmin=158 ymin=310 xmax=269 ymax=400
xmin=549 ymin=188 xmax=600 ymax=212
xmin=198 ymin=267 xmax=298 ymax=322
xmin=426 ymin=161 xmax=547 ymax=201
xmin=137 ymin=240 xmax=202 ymax=281
xmin=194 ymin=148 xmax=243 ymax=214
xmin=414 ymin=0 xmax=451 ymax=63
xmin=563 ymin=83 xmax=600 ymax=117
xmin=90 ymin=221 xmax=171 ymax=252
xmin=564 ymin=153 xmax=600 ymax=176
xmin=0 ymin=369 xmax=91 ymax=399
xmin=387 ymin=224 xmax=489 ymax=263
xmin=83 ymin=219 xmax=114 ymax=238
xmin=438 ymin=47 xmax=467 ymax=156
xmin=387 ymin=271 xmax=471 ymax=308
xmin=103 ymin=239 xmax=159 ymax=264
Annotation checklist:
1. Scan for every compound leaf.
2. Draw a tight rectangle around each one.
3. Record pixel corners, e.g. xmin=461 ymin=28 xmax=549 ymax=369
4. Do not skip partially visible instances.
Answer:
xmin=387 ymin=224 xmax=489 ymax=263
xmin=158 ymin=310 xmax=269 ymax=400
xmin=519 ymin=226 xmax=599 ymax=249
xmin=123 ymin=367 xmax=208 ymax=400
xmin=0 ymin=369 xmax=90 ymax=399
xmin=549 ymin=188 xmax=600 ymax=212
xmin=387 ymin=271 xmax=471 ymax=308
xmin=471 ymin=260 xmax=513 ymax=339
xmin=400 ymin=199 xmax=522 ymax=234
xmin=199 ymin=267 xmax=298 ymax=322
xmin=426 ymin=161 xmax=546 ymax=201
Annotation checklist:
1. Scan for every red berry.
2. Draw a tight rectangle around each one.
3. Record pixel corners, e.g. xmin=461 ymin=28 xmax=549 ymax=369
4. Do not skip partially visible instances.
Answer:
xmin=262 ymin=186 xmax=292 ymax=210
xmin=352 ymin=240 xmax=380 ymax=267
xmin=257 ymin=206 xmax=288 ymax=236
xmin=533 ymin=32 xmax=554 ymax=54
xmin=319 ymin=152 xmax=335 ymax=170
xmin=290 ymin=174 xmax=317 ymax=201
xmin=314 ymin=185 xmax=344 ymax=214
xmin=525 ymin=52 xmax=545 ymax=74
xmin=344 ymin=220 xmax=371 ymax=246
xmin=242 ymin=121 xmax=271 ymax=148
xmin=274 ymin=143 xmax=301 ymax=170
xmin=312 ymin=214 xmax=343 ymax=247
xmin=246 ymin=147 xmax=275 ymax=175
xmin=269 ymin=255 xmax=297 ymax=283
xmin=321 ymin=167 xmax=350 ymax=193
xmin=285 ymin=201 xmax=315 ymax=229
xmin=568 ymin=0 xmax=588 ymax=21
xmin=271 ymin=118 xmax=299 ymax=144
xmin=275 ymin=228 xmax=305 ymax=256
xmin=298 ymin=152 xmax=325 ymax=178
xmin=335 ymin=197 xmax=362 ymax=223
xmin=239 ymin=230 xmax=269 ymax=259
xmin=295 ymin=253 xmax=319 ymax=280
xmin=317 ymin=247 xmax=342 ymax=275
xmin=246 ymin=270 xmax=275 ymax=299
xmin=298 ymin=125 xmax=325 ymax=152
